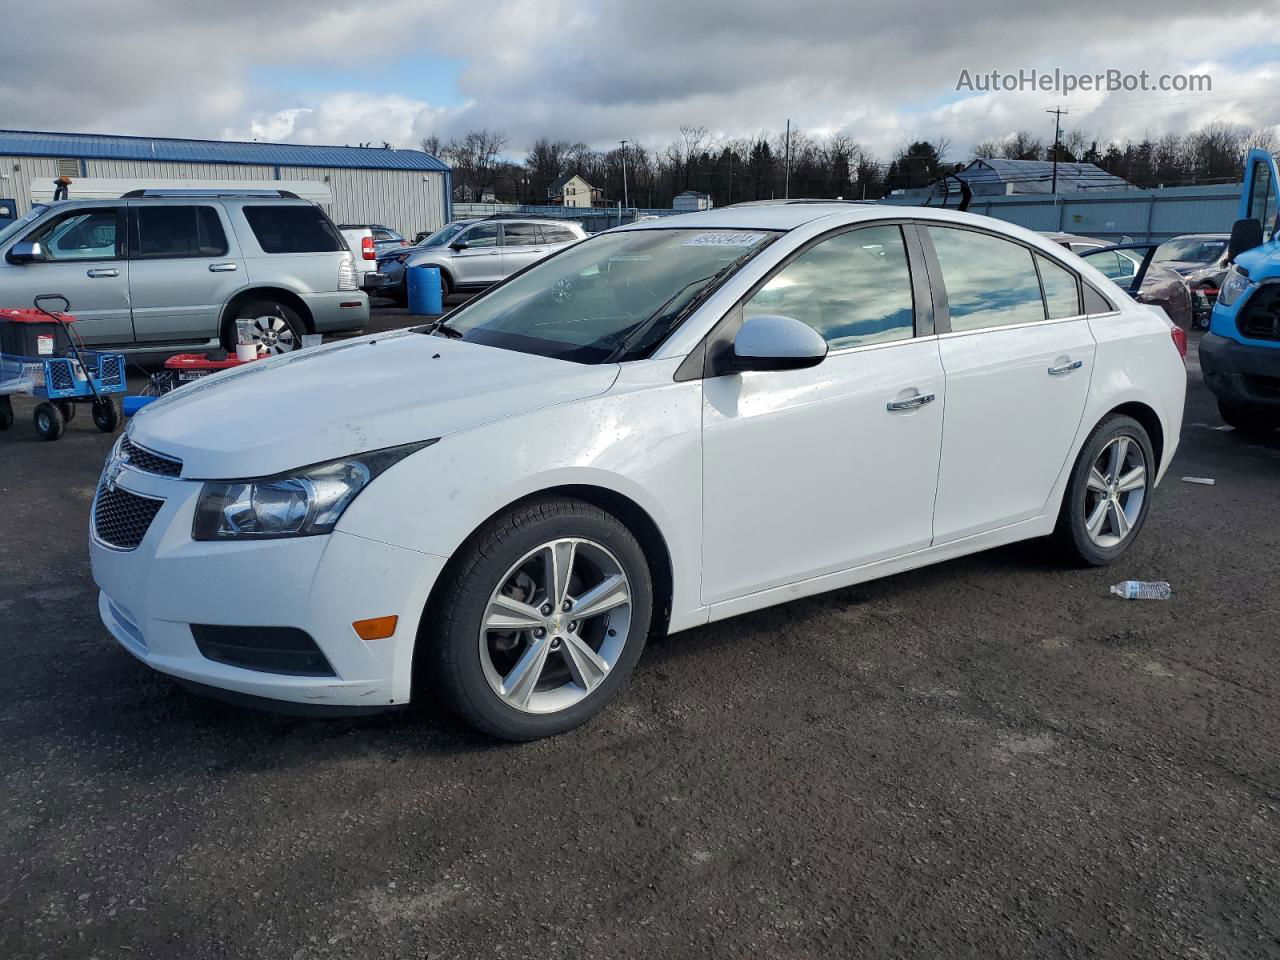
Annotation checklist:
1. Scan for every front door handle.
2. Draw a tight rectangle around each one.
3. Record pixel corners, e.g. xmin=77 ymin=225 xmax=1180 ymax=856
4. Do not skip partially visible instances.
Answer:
xmin=1048 ymin=360 xmax=1084 ymax=375
xmin=209 ymin=262 xmax=238 ymax=272
xmin=886 ymin=393 xmax=936 ymax=412
xmin=86 ymin=268 xmax=118 ymax=278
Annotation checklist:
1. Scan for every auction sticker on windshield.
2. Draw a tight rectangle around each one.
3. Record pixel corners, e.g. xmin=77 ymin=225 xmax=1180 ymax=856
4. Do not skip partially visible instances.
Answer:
xmin=683 ymin=232 xmax=768 ymax=247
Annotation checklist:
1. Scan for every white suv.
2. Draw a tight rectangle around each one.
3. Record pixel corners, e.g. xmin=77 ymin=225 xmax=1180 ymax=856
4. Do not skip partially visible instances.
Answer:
xmin=378 ymin=217 xmax=586 ymax=303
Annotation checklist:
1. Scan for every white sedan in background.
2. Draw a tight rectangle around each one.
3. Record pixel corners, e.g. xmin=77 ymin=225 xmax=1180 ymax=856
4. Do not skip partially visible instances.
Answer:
xmin=90 ymin=203 xmax=1186 ymax=740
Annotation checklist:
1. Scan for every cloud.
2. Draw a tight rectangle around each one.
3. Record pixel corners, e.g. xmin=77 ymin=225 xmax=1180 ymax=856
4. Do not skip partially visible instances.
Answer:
xmin=0 ymin=0 xmax=1276 ymax=163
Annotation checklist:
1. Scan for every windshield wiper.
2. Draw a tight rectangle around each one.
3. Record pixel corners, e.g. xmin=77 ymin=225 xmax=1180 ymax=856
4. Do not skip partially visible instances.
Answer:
xmin=424 ymin=318 xmax=465 ymax=339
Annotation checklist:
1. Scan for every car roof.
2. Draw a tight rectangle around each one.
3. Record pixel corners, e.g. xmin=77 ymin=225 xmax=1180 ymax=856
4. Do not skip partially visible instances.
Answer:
xmin=614 ymin=202 xmax=1058 ymax=235
xmin=1164 ymin=233 xmax=1229 ymax=240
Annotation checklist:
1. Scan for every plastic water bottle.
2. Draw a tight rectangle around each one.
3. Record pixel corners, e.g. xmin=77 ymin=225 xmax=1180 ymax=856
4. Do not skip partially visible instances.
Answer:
xmin=1110 ymin=580 xmax=1172 ymax=600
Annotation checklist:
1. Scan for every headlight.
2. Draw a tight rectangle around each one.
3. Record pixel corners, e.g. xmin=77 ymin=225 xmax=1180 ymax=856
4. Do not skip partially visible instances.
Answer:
xmin=192 ymin=441 xmax=434 ymax=541
xmin=1217 ymin=266 xmax=1252 ymax=308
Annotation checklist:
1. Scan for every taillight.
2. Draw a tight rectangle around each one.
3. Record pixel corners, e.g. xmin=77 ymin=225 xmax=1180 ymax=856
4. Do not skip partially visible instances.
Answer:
xmin=1170 ymin=324 xmax=1187 ymax=360
xmin=361 ymin=236 xmax=376 ymax=260
xmin=338 ymin=255 xmax=358 ymax=291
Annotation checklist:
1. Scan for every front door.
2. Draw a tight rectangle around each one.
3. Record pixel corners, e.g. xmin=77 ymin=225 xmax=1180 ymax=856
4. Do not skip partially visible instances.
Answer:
xmin=701 ymin=223 xmax=945 ymax=604
xmin=450 ymin=223 xmax=503 ymax=285
xmin=2 ymin=205 xmax=133 ymax=344
xmin=923 ymin=224 xmax=1096 ymax=543
xmin=127 ymin=203 xmax=245 ymax=344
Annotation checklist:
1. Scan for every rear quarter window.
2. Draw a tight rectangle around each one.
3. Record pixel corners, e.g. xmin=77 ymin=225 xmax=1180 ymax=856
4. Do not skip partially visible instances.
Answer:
xmin=242 ymin=205 xmax=344 ymax=254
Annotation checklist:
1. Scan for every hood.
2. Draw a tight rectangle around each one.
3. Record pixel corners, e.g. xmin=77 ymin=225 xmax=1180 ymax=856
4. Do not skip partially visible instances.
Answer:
xmin=1160 ymin=259 xmax=1217 ymax=277
xmin=129 ymin=330 xmax=619 ymax=479
xmin=1235 ymin=240 xmax=1280 ymax=278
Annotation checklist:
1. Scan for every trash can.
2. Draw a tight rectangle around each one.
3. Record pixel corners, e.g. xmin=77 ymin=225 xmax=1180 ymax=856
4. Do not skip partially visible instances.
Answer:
xmin=408 ymin=265 xmax=444 ymax=316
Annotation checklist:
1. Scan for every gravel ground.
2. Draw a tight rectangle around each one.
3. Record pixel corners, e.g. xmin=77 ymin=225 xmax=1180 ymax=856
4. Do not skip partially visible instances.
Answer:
xmin=1 ymin=328 xmax=1278 ymax=959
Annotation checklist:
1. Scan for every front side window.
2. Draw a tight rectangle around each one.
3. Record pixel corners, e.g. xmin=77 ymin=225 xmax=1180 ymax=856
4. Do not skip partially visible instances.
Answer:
xmin=462 ymin=224 xmax=500 ymax=248
xmin=135 ymin=206 xmax=227 ymax=259
xmin=426 ymin=228 xmax=778 ymax=362
xmin=503 ymin=223 xmax=542 ymax=247
xmin=744 ymin=224 xmax=915 ymax=350
xmin=242 ymin=205 xmax=344 ymax=254
xmin=1036 ymin=254 xmax=1081 ymax=319
xmin=1247 ymin=158 xmax=1278 ymax=241
xmin=28 ymin=208 xmax=120 ymax=260
xmin=928 ymin=226 xmax=1045 ymax=331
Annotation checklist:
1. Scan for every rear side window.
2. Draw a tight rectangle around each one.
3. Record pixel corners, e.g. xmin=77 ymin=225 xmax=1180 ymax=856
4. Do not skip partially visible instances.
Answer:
xmin=543 ymin=226 xmax=579 ymax=244
xmin=1083 ymin=282 xmax=1115 ymax=314
xmin=927 ymin=226 xmax=1045 ymax=331
xmin=135 ymin=206 xmax=227 ymax=259
xmin=745 ymin=224 xmax=915 ymax=350
xmin=242 ymin=205 xmax=344 ymax=254
xmin=503 ymin=223 xmax=543 ymax=246
xmin=1036 ymin=254 xmax=1081 ymax=319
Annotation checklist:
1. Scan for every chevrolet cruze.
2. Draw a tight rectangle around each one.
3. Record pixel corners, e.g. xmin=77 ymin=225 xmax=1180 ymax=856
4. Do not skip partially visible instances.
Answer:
xmin=90 ymin=203 xmax=1186 ymax=740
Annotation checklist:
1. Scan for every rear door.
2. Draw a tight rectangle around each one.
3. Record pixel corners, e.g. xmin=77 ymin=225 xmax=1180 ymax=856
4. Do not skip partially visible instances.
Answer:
xmin=924 ymin=224 xmax=1096 ymax=543
xmin=500 ymin=222 xmax=547 ymax=276
xmin=1 ymin=205 xmax=132 ymax=344
xmin=127 ymin=203 xmax=245 ymax=344
xmin=449 ymin=223 xmax=503 ymax=285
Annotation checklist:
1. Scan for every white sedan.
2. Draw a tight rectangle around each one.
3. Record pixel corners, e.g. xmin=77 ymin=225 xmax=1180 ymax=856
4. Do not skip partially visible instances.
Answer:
xmin=90 ymin=203 xmax=1186 ymax=740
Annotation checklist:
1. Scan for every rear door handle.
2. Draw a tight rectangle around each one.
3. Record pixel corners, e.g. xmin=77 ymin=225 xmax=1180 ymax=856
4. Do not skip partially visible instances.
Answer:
xmin=86 ymin=268 xmax=118 ymax=278
xmin=886 ymin=393 xmax=936 ymax=412
xmin=1048 ymin=360 xmax=1084 ymax=375
xmin=209 ymin=262 xmax=238 ymax=272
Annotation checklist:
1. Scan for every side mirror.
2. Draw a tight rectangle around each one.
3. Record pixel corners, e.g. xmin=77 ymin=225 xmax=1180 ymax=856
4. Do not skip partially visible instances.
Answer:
xmin=1228 ymin=218 xmax=1264 ymax=262
xmin=7 ymin=241 xmax=45 ymax=264
xmin=449 ymin=240 xmax=469 ymax=251
xmin=728 ymin=315 xmax=828 ymax=372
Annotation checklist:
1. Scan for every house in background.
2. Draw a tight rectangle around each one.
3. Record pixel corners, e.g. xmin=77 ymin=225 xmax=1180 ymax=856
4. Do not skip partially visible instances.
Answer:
xmin=548 ymin=173 xmax=603 ymax=208
xmin=673 ymin=189 xmax=713 ymax=212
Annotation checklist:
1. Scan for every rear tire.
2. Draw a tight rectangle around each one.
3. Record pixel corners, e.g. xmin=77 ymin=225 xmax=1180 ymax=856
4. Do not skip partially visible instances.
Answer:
xmin=92 ymin=397 xmax=122 ymax=434
xmin=1054 ymin=414 xmax=1154 ymax=566
xmin=1218 ymin=401 xmax=1279 ymax=437
xmin=426 ymin=497 xmax=653 ymax=741
xmin=33 ymin=401 xmax=65 ymax=441
xmin=0 ymin=396 xmax=13 ymax=431
xmin=222 ymin=300 xmax=305 ymax=356
xmin=56 ymin=400 xmax=77 ymax=423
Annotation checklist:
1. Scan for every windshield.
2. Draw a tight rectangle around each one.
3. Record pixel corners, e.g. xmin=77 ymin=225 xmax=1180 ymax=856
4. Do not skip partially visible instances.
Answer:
xmin=418 ymin=222 xmax=470 ymax=247
xmin=421 ymin=228 xmax=779 ymax=362
xmin=1153 ymin=237 xmax=1226 ymax=264
xmin=0 ymin=205 xmax=47 ymax=247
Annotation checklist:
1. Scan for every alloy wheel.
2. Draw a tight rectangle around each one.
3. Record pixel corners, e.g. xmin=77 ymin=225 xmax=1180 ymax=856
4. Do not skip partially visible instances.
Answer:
xmin=1084 ymin=435 xmax=1147 ymax=548
xmin=478 ymin=537 xmax=632 ymax=714
xmin=246 ymin=314 xmax=298 ymax=355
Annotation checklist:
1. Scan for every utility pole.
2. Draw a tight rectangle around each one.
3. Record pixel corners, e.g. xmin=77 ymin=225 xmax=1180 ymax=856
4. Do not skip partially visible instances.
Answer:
xmin=619 ymin=139 xmax=630 ymax=215
xmin=784 ymin=119 xmax=792 ymax=199
xmin=1046 ymin=106 xmax=1068 ymax=195
xmin=727 ymin=149 xmax=733 ymax=205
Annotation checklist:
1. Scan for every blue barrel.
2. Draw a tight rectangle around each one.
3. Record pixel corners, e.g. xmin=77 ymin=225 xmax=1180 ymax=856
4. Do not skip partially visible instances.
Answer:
xmin=123 ymin=395 xmax=158 ymax=416
xmin=408 ymin=264 xmax=443 ymax=316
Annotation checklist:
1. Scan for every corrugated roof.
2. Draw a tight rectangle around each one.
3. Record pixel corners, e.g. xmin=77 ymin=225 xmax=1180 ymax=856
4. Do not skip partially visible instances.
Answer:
xmin=0 ymin=129 xmax=450 ymax=172
xmin=961 ymin=158 xmax=1130 ymax=189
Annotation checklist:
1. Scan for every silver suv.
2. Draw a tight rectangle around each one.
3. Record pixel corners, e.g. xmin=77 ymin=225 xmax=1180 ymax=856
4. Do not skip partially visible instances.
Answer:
xmin=378 ymin=217 xmax=586 ymax=304
xmin=0 ymin=191 xmax=369 ymax=355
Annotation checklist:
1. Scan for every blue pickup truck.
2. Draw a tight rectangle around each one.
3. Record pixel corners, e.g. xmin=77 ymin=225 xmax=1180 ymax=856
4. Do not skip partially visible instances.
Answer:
xmin=1199 ymin=149 xmax=1280 ymax=434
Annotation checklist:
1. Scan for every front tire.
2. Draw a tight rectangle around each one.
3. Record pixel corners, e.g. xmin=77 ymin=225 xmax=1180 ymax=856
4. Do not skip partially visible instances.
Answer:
xmin=1218 ymin=401 xmax=1279 ymax=437
xmin=33 ymin=401 xmax=65 ymax=441
xmin=1055 ymin=414 xmax=1155 ymax=566
xmin=426 ymin=497 xmax=653 ymax=741
xmin=0 ymin=396 xmax=13 ymax=431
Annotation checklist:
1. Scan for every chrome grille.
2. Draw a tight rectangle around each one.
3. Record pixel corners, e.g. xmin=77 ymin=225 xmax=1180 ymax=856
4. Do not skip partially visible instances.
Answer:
xmin=94 ymin=486 xmax=164 ymax=550
xmin=121 ymin=436 xmax=182 ymax=477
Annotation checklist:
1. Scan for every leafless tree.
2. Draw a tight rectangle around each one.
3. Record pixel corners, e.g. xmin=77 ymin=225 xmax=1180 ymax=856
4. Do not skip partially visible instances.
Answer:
xmin=445 ymin=129 xmax=510 ymax=200
xmin=419 ymin=134 xmax=445 ymax=157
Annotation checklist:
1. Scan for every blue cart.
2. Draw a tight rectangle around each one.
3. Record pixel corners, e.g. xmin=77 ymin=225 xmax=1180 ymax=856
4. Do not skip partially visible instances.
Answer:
xmin=0 ymin=295 xmax=127 ymax=441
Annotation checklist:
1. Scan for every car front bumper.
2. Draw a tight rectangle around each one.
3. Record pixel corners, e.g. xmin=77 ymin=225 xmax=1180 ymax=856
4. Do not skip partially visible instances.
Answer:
xmin=1199 ymin=332 xmax=1280 ymax=409
xmin=89 ymin=462 xmax=446 ymax=712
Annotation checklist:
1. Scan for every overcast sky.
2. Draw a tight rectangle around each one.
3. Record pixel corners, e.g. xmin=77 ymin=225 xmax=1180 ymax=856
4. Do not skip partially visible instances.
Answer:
xmin=4 ymin=0 xmax=1278 ymax=161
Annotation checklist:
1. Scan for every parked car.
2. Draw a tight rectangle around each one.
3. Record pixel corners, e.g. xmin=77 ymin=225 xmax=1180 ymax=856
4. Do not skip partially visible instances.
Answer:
xmin=1078 ymin=243 xmax=1195 ymax=331
xmin=0 ymin=191 xmax=368 ymax=355
xmin=1200 ymin=148 xmax=1280 ymax=434
xmin=338 ymin=225 xmax=388 ymax=295
xmin=91 ymin=204 xmax=1185 ymax=740
xmin=378 ymin=217 xmax=586 ymax=305
xmin=1152 ymin=233 xmax=1230 ymax=325
xmin=337 ymin=223 xmax=409 ymax=257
